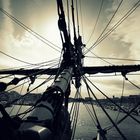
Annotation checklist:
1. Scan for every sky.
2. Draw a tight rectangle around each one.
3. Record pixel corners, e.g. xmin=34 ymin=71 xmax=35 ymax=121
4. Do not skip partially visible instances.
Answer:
xmin=0 ymin=0 xmax=140 ymax=98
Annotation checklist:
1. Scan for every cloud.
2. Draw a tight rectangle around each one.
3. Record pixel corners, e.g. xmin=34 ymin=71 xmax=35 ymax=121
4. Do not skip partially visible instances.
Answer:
xmin=9 ymin=0 xmax=57 ymax=38
xmin=85 ymin=0 xmax=137 ymax=65
xmin=0 ymin=0 xmax=60 ymax=68
xmin=0 ymin=0 xmax=139 ymax=98
xmin=0 ymin=0 xmax=4 ymax=29
xmin=89 ymin=0 xmax=140 ymax=97
xmin=106 ymin=0 xmax=140 ymax=61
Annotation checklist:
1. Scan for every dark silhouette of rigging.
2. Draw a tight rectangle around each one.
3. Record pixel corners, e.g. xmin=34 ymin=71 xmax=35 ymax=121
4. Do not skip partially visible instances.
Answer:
xmin=0 ymin=0 xmax=140 ymax=140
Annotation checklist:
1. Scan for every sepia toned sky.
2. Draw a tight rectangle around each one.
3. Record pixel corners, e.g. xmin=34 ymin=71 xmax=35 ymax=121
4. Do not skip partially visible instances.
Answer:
xmin=0 ymin=0 xmax=140 ymax=98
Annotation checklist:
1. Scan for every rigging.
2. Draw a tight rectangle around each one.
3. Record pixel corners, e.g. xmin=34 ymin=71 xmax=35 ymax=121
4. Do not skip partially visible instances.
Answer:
xmin=0 ymin=8 xmax=61 ymax=52
xmin=86 ymin=0 xmax=104 ymax=45
xmin=85 ymin=0 xmax=140 ymax=54
xmin=0 ymin=0 xmax=140 ymax=140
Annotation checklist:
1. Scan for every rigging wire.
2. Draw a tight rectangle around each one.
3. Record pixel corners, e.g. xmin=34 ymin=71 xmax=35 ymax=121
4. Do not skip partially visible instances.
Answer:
xmin=0 ymin=60 xmax=58 ymax=75
xmin=67 ymin=0 xmax=71 ymax=37
xmin=106 ymin=101 xmax=140 ymax=131
xmin=76 ymin=0 xmax=80 ymax=36
xmin=70 ymin=89 xmax=78 ymax=120
xmin=87 ymin=73 xmax=140 ymax=78
xmin=69 ymin=81 xmax=81 ymax=140
xmin=89 ymin=0 xmax=123 ymax=46
xmin=71 ymin=0 xmax=77 ymax=39
xmin=85 ymin=76 xmax=140 ymax=124
xmin=84 ymin=48 xmax=113 ymax=65
xmin=12 ymin=105 xmax=35 ymax=119
xmin=0 ymin=50 xmax=60 ymax=69
xmin=85 ymin=55 xmax=140 ymax=62
xmin=4 ymin=61 xmax=58 ymax=90
xmin=115 ymin=77 xmax=125 ymax=123
xmin=0 ymin=57 xmax=59 ymax=71
xmin=126 ymin=78 xmax=140 ymax=90
xmin=82 ymin=75 xmax=127 ymax=140
xmin=9 ymin=79 xmax=26 ymax=116
xmin=71 ymin=88 xmax=80 ymax=140
xmin=103 ymin=77 xmax=126 ymax=132
xmin=53 ymin=50 xmax=63 ymax=81
xmin=0 ymin=8 xmax=61 ymax=52
xmin=19 ymin=86 xmax=57 ymax=119
xmin=0 ymin=74 xmax=13 ymax=79
xmin=69 ymin=85 xmax=78 ymax=115
xmin=0 ymin=50 xmax=35 ymax=65
xmin=6 ymin=77 xmax=54 ymax=95
xmin=84 ymin=0 xmax=123 ymax=54
xmin=0 ymin=0 xmax=139 ymax=139
xmin=79 ymin=0 xmax=84 ymax=41
xmin=71 ymin=81 xmax=97 ymax=126
xmin=86 ymin=0 xmax=104 ymax=45
xmin=5 ymin=62 xmax=58 ymax=93
xmin=85 ymin=79 xmax=103 ymax=131
xmin=15 ymin=81 xmax=25 ymax=116
xmin=84 ymin=0 xmax=124 ymax=54
xmin=6 ymin=79 xmax=30 ymax=92
xmin=7 ymin=74 xmax=54 ymax=110
xmin=78 ymin=93 xmax=97 ymax=126
xmin=85 ymin=0 xmax=140 ymax=54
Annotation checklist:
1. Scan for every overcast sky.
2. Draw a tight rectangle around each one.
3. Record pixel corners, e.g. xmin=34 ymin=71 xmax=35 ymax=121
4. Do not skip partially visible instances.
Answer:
xmin=0 ymin=0 xmax=140 ymax=98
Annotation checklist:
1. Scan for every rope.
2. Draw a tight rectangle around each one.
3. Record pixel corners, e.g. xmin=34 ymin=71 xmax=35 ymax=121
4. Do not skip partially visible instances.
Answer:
xmin=71 ymin=0 xmax=77 ymax=39
xmin=85 ymin=55 xmax=140 ymax=62
xmin=9 ymin=75 xmax=54 ymax=118
xmin=76 ymin=0 xmax=80 ymax=36
xmin=85 ymin=0 xmax=140 ymax=54
xmin=0 ymin=74 xmax=13 ymax=79
xmin=0 ymin=50 xmax=35 ymax=65
xmin=87 ymin=73 xmax=140 ymax=78
xmin=3 ymin=62 xmax=58 ymax=92
xmin=86 ymin=82 xmax=102 ymax=129
xmin=79 ymin=0 xmax=84 ymax=41
xmin=86 ymin=0 xmax=104 ymax=45
xmin=71 ymin=88 xmax=80 ymax=140
xmin=84 ymin=48 xmax=113 ymax=65
xmin=5 ymin=69 xmax=55 ymax=107
xmin=115 ymin=77 xmax=125 ymax=123
xmin=85 ymin=76 xmax=140 ymax=124
xmin=79 ymin=94 xmax=97 ymax=126
xmin=84 ymin=0 xmax=124 ymax=54
xmin=127 ymin=79 xmax=140 ymax=90
xmin=70 ymin=82 xmax=97 ymax=128
xmin=67 ymin=0 xmax=71 ymax=37
xmin=82 ymin=76 xmax=127 ymax=140
xmin=0 ymin=57 xmax=59 ymax=71
xmin=106 ymin=101 xmax=140 ymax=131
xmin=15 ymin=80 xmax=26 ymax=115
xmin=0 ymin=8 xmax=61 ymax=52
